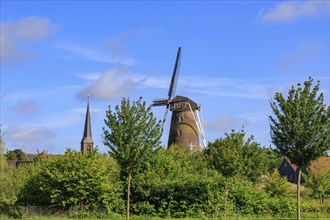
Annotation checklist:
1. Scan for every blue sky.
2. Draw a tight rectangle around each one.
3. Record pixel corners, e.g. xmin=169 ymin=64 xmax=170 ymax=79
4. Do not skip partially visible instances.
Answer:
xmin=1 ymin=1 xmax=329 ymax=154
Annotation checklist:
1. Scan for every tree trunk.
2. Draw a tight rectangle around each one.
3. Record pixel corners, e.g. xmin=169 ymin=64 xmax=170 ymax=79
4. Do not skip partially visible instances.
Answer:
xmin=126 ymin=172 xmax=131 ymax=220
xmin=297 ymin=168 xmax=301 ymax=220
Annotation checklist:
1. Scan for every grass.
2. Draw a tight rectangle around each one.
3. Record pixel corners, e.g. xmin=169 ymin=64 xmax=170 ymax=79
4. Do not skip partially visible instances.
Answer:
xmin=2 ymin=215 xmax=330 ymax=220
xmin=1 ymin=198 xmax=329 ymax=220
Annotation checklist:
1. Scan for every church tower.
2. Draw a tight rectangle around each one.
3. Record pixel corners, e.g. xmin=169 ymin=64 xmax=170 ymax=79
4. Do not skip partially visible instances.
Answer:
xmin=81 ymin=97 xmax=93 ymax=154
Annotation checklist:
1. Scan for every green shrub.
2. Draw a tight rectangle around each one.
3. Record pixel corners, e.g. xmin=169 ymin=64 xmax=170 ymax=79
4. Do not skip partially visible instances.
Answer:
xmin=268 ymin=197 xmax=295 ymax=216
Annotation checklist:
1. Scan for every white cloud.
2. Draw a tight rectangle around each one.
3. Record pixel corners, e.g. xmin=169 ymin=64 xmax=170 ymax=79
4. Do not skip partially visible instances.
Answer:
xmin=259 ymin=1 xmax=329 ymax=23
xmin=279 ymin=42 xmax=320 ymax=72
xmin=204 ymin=115 xmax=250 ymax=133
xmin=4 ymin=125 xmax=56 ymax=150
xmin=77 ymin=73 xmax=103 ymax=80
xmin=77 ymin=67 xmax=140 ymax=101
xmin=55 ymin=42 xmax=135 ymax=65
xmin=9 ymin=100 xmax=39 ymax=117
xmin=133 ymin=73 xmax=276 ymax=100
xmin=178 ymin=76 xmax=276 ymax=100
xmin=55 ymin=28 xmax=151 ymax=65
xmin=0 ymin=16 xmax=59 ymax=62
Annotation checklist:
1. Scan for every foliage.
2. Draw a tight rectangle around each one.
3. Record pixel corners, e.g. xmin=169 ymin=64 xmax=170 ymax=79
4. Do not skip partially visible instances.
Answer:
xmin=262 ymin=169 xmax=291 ymax=198
xmin=268 ymin=197 xmax=296 ymax=216
xmin=228 ymin=179 xmax=269 ymax=215
xmin=304 ymin=158 xmax=330 ymax=203
xmin=102 ymin=97 xmax=162 ymax=219
xmin=103 ymin=97 xmax=162 ymax=177
xmin=0 ymin=125 xmax=6 ymax=172
xmin=0 ymin=162 xmax=39 ymax=208
xmin=18 ymin=149 xmax=123 ymax=212
xmin=5 ymin=149 xmax=27 ymax=161
xmin=269 ymin=77 xmax=330 ymax=167
xmin=131 ymin=145 xmax=224 ymax=218
xmin=263 ymin=147 xmax=283 ymax=171
xmin=204 ymin=130 xmax=269 ymax=182
xmin=269 ymin=77 xmax=330 ymax=219
xmin=0 ymin=146 xmax=328 ymax=218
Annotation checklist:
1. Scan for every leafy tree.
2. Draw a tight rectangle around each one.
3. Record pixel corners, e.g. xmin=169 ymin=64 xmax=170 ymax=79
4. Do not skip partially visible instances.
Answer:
xmin=205 ymin=132 xmax=242 ymax=178
xmin=102 ymin=97 xmax=161 ymax=220
xmin=0 ymin=160 xmax=39 ymax=207
xmin=269 ymin=77 xmax=330 ymax=220
xmin=19 ymin=149 xmax=123 ymax=212
xmin=5 ymin=149 xmax=27 ymax=160
xmin=262 ymin=169 xmax=291 ymax=198
xmin=303 ymin=157 xmax=330 ymax=203
xmin=131 ymin=145 xmax=223 ymax=218
xmin=0 ymin=126 xmax=7 ymax=171
xmin=264 ymin=147 xmax=283 ymax=171
xmin=205 ymin=130 xmax=268 ymax=182
xmin=241 ymin=137 xmax=269 ymax=182
xmin=5 ymin=151 xmax=17 ymax=160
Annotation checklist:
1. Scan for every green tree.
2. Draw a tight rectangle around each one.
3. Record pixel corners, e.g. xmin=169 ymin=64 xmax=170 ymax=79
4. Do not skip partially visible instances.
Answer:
xmin=205 ymin=130 xmax=268 ymax=182
xmin=19 ymin=149 xmax=123 ymax=212
xmin=0 ymin=161 xmax=39 ymax=207
xmin=262 ymin=169 xmax=291 ymax=198
xmin=303 ymin=158 xmax=330 ymax=204
xmin=131 ymin=145 xmax=224 ymax=218
xmin=5 ymin=149 xmax=27 ymax=160
xmin=269 ymin=77 xmax=330 ymax=220
xmin=264 ymin=147 xmax=283 ymax=171
xmin=0 ymin=126 xmax=7 ymax=171
xmin=205 ymin=132 xmax=242 ymax=178
xmin=102 ymin=97 xmax=162 ymax=220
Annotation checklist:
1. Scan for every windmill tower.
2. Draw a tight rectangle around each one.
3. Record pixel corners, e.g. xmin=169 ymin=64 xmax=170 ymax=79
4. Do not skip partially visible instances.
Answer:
xmin=152 ymin=47 xmax=206 ymax=150
xmin=81 ymin=96 xmax=93 ymax=154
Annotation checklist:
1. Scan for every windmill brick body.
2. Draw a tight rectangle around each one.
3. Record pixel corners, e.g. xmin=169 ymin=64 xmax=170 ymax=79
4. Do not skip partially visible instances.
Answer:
xmin=153 ymin=47 xmax=206 ymax=150
xmin=168 ymin=96 xmax=200 ymax=151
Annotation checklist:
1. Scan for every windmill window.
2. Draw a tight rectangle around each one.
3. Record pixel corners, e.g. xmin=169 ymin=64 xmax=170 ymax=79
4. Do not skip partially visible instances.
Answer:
xmin=284 ymin=163 xmax=287 ymax=167
xmin=177 ymin=130 xmax=183 ymax=136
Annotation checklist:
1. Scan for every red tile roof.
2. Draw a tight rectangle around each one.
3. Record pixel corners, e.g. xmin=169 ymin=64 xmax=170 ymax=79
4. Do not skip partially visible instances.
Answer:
xmin=309 ymin=157 xmax=330 ymax=176
xmin=285 ymin=157 xmax=298 ymax=170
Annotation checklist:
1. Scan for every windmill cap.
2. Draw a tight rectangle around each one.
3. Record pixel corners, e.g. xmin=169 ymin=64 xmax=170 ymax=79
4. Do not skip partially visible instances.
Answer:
xmin=171 ymin=95 xmax=199 ymax=110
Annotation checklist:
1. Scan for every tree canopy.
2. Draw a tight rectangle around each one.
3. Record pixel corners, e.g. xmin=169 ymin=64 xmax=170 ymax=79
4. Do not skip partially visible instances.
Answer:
xmin=19 ymin=149 xmax=122 ymax=211
xmin=204 ymin=130 xmax=269 ymax=182
xmin=269 ymin=77 xmax=330 ymax=167
xmin=5 ymin=149 xmax=27 ymax=161
xmin=103 ymin=97 xmax=162 ymax=177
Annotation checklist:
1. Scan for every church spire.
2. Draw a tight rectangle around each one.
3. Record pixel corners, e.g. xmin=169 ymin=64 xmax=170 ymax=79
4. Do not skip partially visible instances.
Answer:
xmin=81 ymin=96 xmax=93 ymax=153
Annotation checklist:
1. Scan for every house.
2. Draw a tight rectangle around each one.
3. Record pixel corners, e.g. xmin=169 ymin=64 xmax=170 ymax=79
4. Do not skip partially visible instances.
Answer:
xmin=278 ymin=157 xmax=301 ymax=184
xmin=278 ymin=156 xmax=330 ymax=184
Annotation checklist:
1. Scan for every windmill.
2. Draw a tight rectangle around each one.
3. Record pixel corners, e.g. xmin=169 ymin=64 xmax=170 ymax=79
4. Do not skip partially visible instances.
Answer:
xmin=152 ymin=47 xmax=206 ymax=150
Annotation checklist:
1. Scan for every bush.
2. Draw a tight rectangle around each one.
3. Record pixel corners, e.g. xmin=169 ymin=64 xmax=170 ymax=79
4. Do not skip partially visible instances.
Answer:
xmin=229 ymin=179 xmax=270 ymax=215
xmin=18 ymin=149 xmax=124 ymax=212
xmin=268 ymin=197 xmax=295 ymax=216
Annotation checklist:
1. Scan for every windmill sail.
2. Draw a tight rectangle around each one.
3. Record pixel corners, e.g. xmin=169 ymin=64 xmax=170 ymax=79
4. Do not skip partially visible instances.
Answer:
xmin=168 ymin=47 xmax=181 ymax=100
xmin=152 ymin=47 xmax=181 ymax=131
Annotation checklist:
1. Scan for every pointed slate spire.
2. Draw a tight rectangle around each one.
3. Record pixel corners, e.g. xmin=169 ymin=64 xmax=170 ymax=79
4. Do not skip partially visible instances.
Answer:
xmin=81 ymin=96 xmax=93 ymax=153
